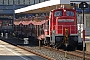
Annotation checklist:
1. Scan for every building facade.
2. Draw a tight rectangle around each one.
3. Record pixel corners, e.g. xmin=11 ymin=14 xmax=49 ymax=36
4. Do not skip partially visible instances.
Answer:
xmin=0 ymin=0 xmax=49 ymax=5
xmin=0 ymin=0 xmax=49 ymax=15
xmin=0 ymin=0 xmax=50 ymax=29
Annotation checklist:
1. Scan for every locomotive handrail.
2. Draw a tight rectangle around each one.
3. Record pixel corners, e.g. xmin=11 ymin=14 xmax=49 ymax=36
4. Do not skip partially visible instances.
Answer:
xmin=54 ymin=25 xmax=78 ymax=35
xmin=43 ymin=25 xmax=78 ymax=35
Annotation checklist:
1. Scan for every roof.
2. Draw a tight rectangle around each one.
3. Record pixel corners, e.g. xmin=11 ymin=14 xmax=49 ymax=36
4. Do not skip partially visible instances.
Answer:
xmin=15 ymin=0 xmax=60 ymax=13
xmin=14 ymin=20 xmax=48 ymax=25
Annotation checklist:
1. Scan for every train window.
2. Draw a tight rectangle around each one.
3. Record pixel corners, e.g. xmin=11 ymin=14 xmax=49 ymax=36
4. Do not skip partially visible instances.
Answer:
xmin=40 ymin=0 xmax=44 ymax=2
xmin=54 ymin=11 xmax=62 ymax=16
xmin=9 ymin=0 xmax=13 ymax=5
xmin=30 ymin=0 xmax=34 ymax=5
xmin=66 ymin=11 xmax=74 ymax=16
xmin=19 ymin=0 xmax=24 ymax=5
xmin=24 ymin=0 xmax=30 ymax=5
xmin=35 ymin=0 xmax=39 ymax=4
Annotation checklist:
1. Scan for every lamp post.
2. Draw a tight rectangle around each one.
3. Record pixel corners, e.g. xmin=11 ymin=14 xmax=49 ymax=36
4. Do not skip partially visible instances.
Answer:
xmin=79 ymin=2 xmax=88 ymax=60
xmin=70 ymin=1 xmax=88 ymax=60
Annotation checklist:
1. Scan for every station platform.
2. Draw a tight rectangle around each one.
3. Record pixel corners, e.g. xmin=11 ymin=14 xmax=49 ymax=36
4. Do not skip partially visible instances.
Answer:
xmin=0 ymin=40 xmax=45 ymax=60
xmin=0 ymin=37 xmax=24 ymax=45
xmin=85 ymin=36 xmax=90 ymax=52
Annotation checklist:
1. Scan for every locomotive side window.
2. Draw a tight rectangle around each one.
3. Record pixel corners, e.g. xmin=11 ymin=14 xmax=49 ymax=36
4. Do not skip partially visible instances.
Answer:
xmin=54 ymin=11 xmax=62 ymax=16
xmin=66 ymin=11 xmax=74 ymax=16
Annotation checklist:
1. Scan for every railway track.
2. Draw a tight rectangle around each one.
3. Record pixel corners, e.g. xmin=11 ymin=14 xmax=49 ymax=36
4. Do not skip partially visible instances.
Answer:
xmin=43 ymin=46 xmax=90 ymax=60
xmin=17 ymin=45 xmax=54 ymax=60
xmin=72 ymin=50 xmax=90 ymax=60
xmin=16 ymin=45 xmax=90 ymax=60
xmin=1 ymin=37 xmax=90 ymax=60
xmin=12 ymin=36 xmax=90 ymax=60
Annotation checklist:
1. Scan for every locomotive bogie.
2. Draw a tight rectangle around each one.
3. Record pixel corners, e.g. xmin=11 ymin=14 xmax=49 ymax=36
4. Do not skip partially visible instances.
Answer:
xmin=44 ymin=37 xmax=50 ymax=46
xmin=43 ymin=35 xmax=80 ymax=50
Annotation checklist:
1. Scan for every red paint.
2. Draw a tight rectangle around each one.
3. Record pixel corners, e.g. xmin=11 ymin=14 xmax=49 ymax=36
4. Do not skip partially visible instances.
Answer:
xmin=83 ymin=30 xmax=85 ymax=41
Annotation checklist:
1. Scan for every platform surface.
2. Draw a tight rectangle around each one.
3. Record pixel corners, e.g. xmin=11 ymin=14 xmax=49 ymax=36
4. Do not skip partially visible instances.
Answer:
xmin=0 ymin=40 xmax=45 ymax=60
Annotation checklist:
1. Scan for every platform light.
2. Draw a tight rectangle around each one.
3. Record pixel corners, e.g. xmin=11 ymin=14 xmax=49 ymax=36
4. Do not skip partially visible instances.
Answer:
xmin=79 ymin=2 xmax=88 ymax=60
xmin=79 ymin=2 xmax=88 ymax=9
xmin=70 ymin=1 xmax=89 ymax=60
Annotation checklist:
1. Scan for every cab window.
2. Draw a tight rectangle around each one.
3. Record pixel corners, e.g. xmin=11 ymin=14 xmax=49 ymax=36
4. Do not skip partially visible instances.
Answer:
xmin=54 ymin=10 xmax=62 ymax=16
xmin=66 ymin=11 xmax=74 ymax=16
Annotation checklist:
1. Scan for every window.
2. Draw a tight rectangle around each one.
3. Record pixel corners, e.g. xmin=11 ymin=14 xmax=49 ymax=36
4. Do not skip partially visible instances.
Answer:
xmin=66 ymin=11 xmax=74 ymax=16
xmin=9 ymin=0 xmax=13 ymax=5
xmin=86 ymin=16 xmax=90 ymax=28
xmin=30 ymin=0 xmax=34 ymax=5
xmin=19 ymin=0 xmax=24 ymax=5
xmin=54 ymin=10 xmax=62 ymax=16
xmin=14 ymin=0 xmax=19 ymax=5
xmin=4 ymin=0 xmax=8 ymax=5
xmin=40 ymin=0 xmax=44 ymax=2
xmin=44 ymin=0 xmax=49 ymax=1
xmin=25 ymin=0 xmax=30 ymax=5
xmin=35 ymin=0 xmax=39 ymax=4
xmin=0 ymin=0 xmax=3 ymax=5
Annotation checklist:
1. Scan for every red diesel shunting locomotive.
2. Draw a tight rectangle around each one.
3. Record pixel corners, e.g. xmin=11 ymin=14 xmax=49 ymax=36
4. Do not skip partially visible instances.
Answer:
xmin=43 ymin=7 xmax=84 ymax=50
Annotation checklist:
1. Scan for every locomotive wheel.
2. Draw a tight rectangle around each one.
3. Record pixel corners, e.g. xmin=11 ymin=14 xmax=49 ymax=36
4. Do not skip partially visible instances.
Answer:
xmin=55 ymin=43 xmax=62 ymax=49
xmin=44 ymin=37 xmax=50 ymax=46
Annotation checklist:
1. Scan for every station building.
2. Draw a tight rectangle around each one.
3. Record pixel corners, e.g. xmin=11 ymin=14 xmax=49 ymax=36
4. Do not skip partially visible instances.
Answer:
xmin=0 ymin=0 xmax=48 ymax=30
xmin=0 ymin=0 xmax=31 ymax=29
xmin=0 ymin=0 xmax=50 ymax=27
